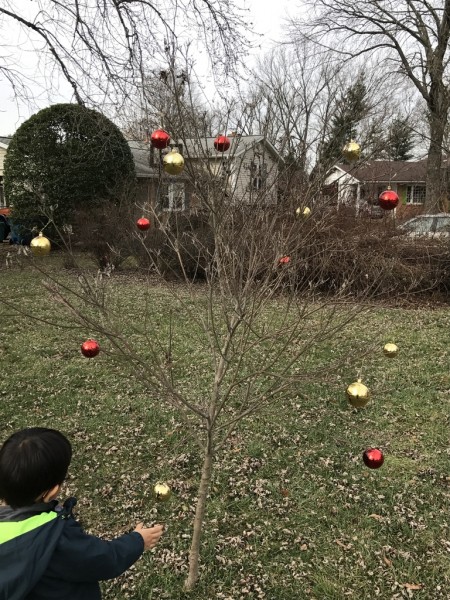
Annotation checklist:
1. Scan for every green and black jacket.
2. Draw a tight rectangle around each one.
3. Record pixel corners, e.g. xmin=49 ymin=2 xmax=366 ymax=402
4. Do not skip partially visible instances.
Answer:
xmin=0 ymin=498 xmax=144 ymax=600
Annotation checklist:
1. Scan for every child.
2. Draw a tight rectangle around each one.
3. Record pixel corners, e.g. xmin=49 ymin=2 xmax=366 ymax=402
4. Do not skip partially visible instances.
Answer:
xmin=0 ymin=427 xmax=164 ymax=600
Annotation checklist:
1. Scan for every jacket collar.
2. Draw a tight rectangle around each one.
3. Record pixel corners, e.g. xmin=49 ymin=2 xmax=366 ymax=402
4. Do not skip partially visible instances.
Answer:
xmin=0 ymin=501 xmax=57 ymax=522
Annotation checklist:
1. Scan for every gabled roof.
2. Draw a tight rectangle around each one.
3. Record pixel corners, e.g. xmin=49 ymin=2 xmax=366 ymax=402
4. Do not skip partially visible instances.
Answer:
xmin=182 ymin=135 xmax=284 ymax=163
xmin=337 ymin=159 xmax=428 ymax=184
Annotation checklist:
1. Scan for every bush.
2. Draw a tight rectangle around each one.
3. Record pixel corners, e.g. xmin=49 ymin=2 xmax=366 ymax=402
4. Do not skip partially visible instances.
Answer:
xmin=4 ymin=103 xmax=136 ymax=239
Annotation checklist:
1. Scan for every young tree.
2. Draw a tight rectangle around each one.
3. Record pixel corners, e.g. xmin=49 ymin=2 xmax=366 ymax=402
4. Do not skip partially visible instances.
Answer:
xmin=291 ymin=0 xmax=450 ymax=211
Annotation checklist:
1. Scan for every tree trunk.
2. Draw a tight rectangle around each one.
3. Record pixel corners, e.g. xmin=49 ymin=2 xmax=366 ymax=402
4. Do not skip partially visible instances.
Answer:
xmin=184 ymin=446 xmax=213 ymax=591
xmin=425 ymin=112 xmax=445 ymax=213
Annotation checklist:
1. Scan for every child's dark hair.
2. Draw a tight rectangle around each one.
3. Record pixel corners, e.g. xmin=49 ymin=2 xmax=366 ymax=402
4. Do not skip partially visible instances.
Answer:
xmin=0 ymin=428 xmax=72 ymax=508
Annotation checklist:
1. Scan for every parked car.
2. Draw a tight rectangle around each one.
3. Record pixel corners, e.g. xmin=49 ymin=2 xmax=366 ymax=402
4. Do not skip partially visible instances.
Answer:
xmin=397 ymin=214 xmax=450 ymax=238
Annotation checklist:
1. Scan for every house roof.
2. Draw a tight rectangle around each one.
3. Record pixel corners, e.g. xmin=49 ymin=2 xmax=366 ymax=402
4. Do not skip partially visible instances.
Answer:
xmin=0 ymin=137 xmax=12 ymax=149
xmin=128 ymin=135 xmax=284 ymax=178
xmin=128 ymin=141 xmax=158 ymax=178
xmin=182 ymin=135 xmax=284 ymax=163
xmin=337 ymin=159 xmax=429 ymax=184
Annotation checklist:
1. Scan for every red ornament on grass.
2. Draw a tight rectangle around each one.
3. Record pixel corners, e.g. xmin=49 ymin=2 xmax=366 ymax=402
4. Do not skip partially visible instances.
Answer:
xmin=362 ymin=448 xmax=384 ymax=469
xmin=214 ymin=135 xmax=231 ymax=152
xmin=81 ymin=339 xmax=100 ymax=358
xmin=279 ymin=256 xmax=291 ymax=265
xmin=150 ymin=129 xmax=170 ymax=150
xmin=378 ymin=188 xmax=399 ymax=211
xmin=136 ymin=217 xmax=151 ymax=231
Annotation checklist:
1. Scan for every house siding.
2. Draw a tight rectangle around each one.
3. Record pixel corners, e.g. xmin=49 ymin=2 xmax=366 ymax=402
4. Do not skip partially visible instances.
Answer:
xmin=230 ymin=145 xmax=279 ymax=205
xmin=0 ymin=147 xmax=6 ymax=176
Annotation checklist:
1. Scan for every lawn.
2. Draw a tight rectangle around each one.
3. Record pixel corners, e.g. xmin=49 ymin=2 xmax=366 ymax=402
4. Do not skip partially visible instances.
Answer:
xmin=1 ymin=253 xmax=450 ymax=599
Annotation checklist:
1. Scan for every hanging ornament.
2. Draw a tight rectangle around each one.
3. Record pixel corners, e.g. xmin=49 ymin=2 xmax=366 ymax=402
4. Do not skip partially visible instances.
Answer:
xmin=163 ymin=149 xmax=185 ymax=175
xmin=296 ymin=206 xmax=311 ymax=219
xmin=342 ymin=140 xmax=361 ymax=162
xmin=378 ymin=187 xmax=399 ymax=211
xmin=81 ymin=339 xmax=100 ymax=358
xmin=362 ymin=448 xmax=384 ymax=469
xmin=136 ymin=217 xmax=151 ymax=231
xmin=30 ymin=232 xmax=51 ymax=257
xmin=346 ymin=379 xmax=370 ymax=408
xmin=214 ymin=135 xmax=231 ymax=152
xmin=154 ymin=482 xmax=171 ymax=501
xmin=383 ymin=342 xmax=398 ymax=357
xmin=279 ymin=256 xmax=291 ymax=265
xmin=150 ymin=129 xmax=170 ymax=150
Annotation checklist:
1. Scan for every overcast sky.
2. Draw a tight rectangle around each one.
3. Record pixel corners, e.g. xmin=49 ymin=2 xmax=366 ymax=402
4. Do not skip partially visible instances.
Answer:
xmin=0 ymin=0 xmax=294 ymax=135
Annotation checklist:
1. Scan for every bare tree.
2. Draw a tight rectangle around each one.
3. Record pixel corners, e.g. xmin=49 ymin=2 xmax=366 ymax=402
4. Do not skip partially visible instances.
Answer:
xmin=290 ymin=0 xmax=450 ymax=212
xmin=0 ymin=0 xmax=251 ymax=112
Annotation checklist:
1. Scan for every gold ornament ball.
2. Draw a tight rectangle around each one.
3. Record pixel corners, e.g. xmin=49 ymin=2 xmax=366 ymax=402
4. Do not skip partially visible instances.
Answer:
xmin=346 ymin=379 xmax=370 ymax=408
xmin=154 ymin=482 xmax=171 ymax=501
xmin=163 ymin=149 xmax=185 ymax=175
xmin=383 ymin=343 xmax=398 ymax=357
xmin=296 ymin=206 xmax=311 ymax=219
xmin=30 ymin=232 xmax=51 ymax=257
xmin=342 ymin=140 xmax=361 ymax=162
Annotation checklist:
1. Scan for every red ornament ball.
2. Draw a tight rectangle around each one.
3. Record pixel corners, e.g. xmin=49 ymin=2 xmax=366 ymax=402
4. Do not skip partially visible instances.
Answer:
xmin=378 ymin=189 xmax=399 ymax=210
xmin=150 ymin=129 xmax=170 ymax=150
xmin=363 ymin=448 xmax=384 ymax=469
xmin=81 ymin=339 xmax=100 ymax=358
xmin=214 ymin=135 xmax=231 ymax=152
xmin=136 ymin=217 xmax=151 ymax=231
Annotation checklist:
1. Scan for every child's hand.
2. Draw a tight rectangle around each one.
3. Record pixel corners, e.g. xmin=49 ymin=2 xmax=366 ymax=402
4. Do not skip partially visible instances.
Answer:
xmin=134 ymin=523 xmax=164 ymax=550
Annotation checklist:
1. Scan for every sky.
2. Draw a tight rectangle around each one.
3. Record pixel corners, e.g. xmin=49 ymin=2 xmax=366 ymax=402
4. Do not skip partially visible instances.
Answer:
xmin=0 ymin=0 xmax=294 ymax=136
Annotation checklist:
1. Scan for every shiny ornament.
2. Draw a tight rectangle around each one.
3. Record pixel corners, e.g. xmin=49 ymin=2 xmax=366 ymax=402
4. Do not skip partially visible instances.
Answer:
xmin=30 ymin=232 xmax=51 ymax=257
xmin=154 ymin=482 xmax=171 ymax=501
xmin=150 ymin=129 xmax=170 ymax=150
xmin=163 ymin=149 xmax=185 ymax=175
xmin=279 ymin=256 xmax=290 ymax=265
xmin=214 ymin=135 xmax=231 ymax=152
xmin=136 ymin=217 xmax=151 ymax=231
xmin=81 ymin=339 xmax=100 ymax=358
xmin=296 ymin=206 xmax=311 ymax=219
xmin=383 ymin=343 xmax=398 ymax=357
xmin=346 ymin=379 xmax=370 ymax=408
xmin=378 ymin=188 xmax=399 ymax=211
xmin=342 ymin=140 xmax=361 ymax=162
xmin=362 ymin=448 xmax=384 ymax=469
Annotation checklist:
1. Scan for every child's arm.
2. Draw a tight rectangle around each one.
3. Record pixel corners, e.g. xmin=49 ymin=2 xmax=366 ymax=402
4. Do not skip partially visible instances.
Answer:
xmin=46 ymin=520 xmax=164 ymax=582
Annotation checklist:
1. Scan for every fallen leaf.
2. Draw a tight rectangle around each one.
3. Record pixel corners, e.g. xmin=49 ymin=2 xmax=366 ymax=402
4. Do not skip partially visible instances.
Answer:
xmin=382 ymin=555 xmax=392 ymax=567
xmin=403 ymin=583 xmax=423 ymax=590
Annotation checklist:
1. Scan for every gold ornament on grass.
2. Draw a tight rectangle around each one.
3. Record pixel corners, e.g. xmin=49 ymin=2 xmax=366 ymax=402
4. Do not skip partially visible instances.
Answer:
xmin=154 ymin=482 xmax=171 ymax=501
xmin=30 ymin=232 xmax=51 ymax=257
xmin=342 ymin=140 xmax=361 ymax=162
xmin=346 ymin=379 xmax=370 ymax=408
xmin=296 ymin=206 xmax=311 ymax=219
xmin=163 ymin=149 xmax=185 ymax=175
xmin=383 ymin=343 xmax=398 ymax=357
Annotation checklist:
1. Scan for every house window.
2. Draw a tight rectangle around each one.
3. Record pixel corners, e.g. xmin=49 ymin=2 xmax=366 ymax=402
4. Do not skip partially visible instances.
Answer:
xmin=249 ymin=162 xmax=267 ymax=191
xmin=406 ymin=185 xmax=426 ymax=204
xmin=160 ymin=182 xmax=185 ymax=211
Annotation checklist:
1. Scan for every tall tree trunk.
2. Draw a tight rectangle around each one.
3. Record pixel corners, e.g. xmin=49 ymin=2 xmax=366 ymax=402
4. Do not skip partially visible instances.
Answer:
xmin=184 ymin=444 xmax=214 ymax=591
xmin=426 ymin=111 xmax=445 ymax=213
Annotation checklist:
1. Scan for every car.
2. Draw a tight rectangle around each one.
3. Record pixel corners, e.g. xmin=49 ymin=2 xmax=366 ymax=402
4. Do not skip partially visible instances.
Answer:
xmin=397 ymin=214 xmax=450 ymax=238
